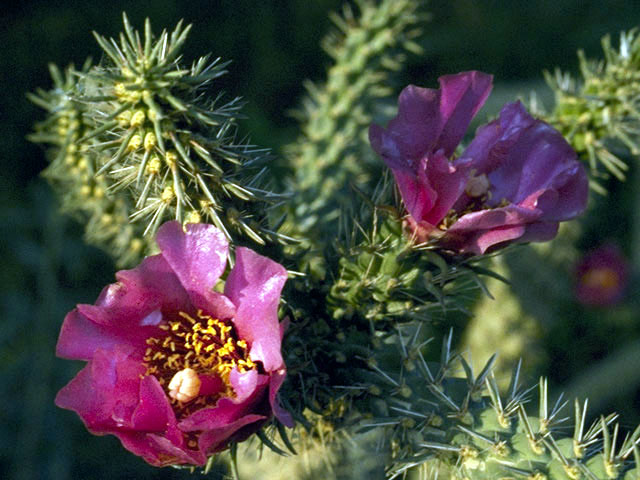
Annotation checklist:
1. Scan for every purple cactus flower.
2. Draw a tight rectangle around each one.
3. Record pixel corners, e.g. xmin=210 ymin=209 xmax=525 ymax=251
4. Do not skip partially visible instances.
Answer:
xmin=369 ymin=71 xmax=589 ymax=254
xmin=575 ymin=244 xmax=629 ymax=307
xmin=55 ymin=221 xmax=292 ymax=466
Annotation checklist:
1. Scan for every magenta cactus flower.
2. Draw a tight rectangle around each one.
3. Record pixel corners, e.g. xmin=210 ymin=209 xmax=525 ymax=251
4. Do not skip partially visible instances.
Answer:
xmin=369 ymin=71 xmax=589 ymax=254
xmin=575 ymin=244 xmax=629 ymax=307
xmin=55 ymin=221 xmax=293 ymax=466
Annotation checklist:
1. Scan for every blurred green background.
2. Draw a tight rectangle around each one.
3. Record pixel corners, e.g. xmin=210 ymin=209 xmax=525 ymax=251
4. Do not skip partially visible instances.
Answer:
xmin=2 ymin=1 xmax=639 ymax=478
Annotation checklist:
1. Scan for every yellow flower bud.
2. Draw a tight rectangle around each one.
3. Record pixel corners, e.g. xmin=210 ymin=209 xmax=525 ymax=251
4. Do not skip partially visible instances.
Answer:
xmin=165 ymin=150 xmax=178 ymax=167
xmin=114 ymin=83 xmax=126 ymax=97
xmin=117 ymin=110 xmax=132 ymax=127
xmin=143 ymin=132 xmax=156 ymax=151
xmin=185 ymin=210 xmax=201 ymax=224
xmin=127 ymin=134 xmax=142 ymax=152
xmin=130 ymin=109 xmax=146 ymax=128
xmin=145 ymin=155 xmax=162 ymax=175
xmin=161 ymin=185 xmax=175 ymax=203
xmin=130 ymin=238 xmax=143 ymax=252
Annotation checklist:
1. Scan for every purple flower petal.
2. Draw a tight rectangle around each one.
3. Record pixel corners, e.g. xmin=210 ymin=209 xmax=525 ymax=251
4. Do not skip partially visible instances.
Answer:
xmin=225 ymin=247 xmax=288 ymax=372
xmin=575 ymin=244 xmax=629 ymax=307
xmin=437 ymin=71 xmax=494 ymax=156
xmin=369 ymin=71 xmax=493 ymax=168
xmin=371 ymin=77 xmax=588 ymax=254
xmin=462 ymin=102 xmax=588 ymax=217
xmin=420 ymin=150 xmax=470 ymax=226
xmin=391 ymin=166 xmax=437 ymax=225
xmin=444 ymin=205 xmax=543 ymax=254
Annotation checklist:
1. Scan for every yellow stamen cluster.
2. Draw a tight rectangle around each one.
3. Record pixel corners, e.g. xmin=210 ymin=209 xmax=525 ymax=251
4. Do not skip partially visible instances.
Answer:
xmin=143 ymin=309 xmax=256 ymax=413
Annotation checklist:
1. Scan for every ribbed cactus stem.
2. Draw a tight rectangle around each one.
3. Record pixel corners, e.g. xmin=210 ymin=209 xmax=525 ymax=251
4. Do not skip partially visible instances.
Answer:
xmin=30 ymin=14 xmax=290 ymax=266
xmin=544 ymin=30 xmax=640 ymax=191
xmin=284 ymin=0 xmax=424 ymax=253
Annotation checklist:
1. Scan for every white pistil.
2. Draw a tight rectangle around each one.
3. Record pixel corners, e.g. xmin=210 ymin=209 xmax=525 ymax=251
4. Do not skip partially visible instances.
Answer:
xmin=465 ymin=171 xmax=490 ymax=198
xmin=168 ymin=368 xmax=201 ymax=403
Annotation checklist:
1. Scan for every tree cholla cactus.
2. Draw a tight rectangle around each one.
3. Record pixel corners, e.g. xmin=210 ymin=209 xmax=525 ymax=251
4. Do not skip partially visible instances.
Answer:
xmin=31 ymin=14 xmax=288 ymax=266
xmin=341 ymin=330 xmax=640 ymax=480
xmin=545 ymin=30 xmax=640 ymax=192
xmin=285 ymin=0 xmax=424 ymax=254
xmin=28 ymin=5 xmax=640 ymax=480
xmin=28 ymin=62 xmax=155 ymax=265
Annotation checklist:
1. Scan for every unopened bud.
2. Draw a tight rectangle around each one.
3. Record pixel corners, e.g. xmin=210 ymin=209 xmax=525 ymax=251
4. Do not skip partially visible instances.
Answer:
xmin=146 ymin=155 xmax=162 ymax=175
xmin=161 ymin=185 xmax=175 ymax=203
xmin=185 ymin=210 xmax=201 ymax=224
xmin=165 ymin=150 xmax=178 ymax=167
xmin=127 ymin=134 xmax=142 ymax=152
xmin=130 ymin=110 xmax=146 ymax=128
xmin=143 ymin=131 xmax=156 ymax=151
xmin=117 ymin=110 xmax=132 ymax=127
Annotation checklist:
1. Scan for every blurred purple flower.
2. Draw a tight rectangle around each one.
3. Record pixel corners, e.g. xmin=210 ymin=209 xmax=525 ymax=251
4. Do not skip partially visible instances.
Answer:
xmin=575 ymin=244 xmax=629 ymax=307
xmin=369 ymin=71 xmax=588 ymax=254
xmin=55 ymin=221 xmax=292 ymax=466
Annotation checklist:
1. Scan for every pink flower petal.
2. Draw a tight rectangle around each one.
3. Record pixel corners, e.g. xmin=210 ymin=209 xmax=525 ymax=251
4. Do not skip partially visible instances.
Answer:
xmin=420 ymin=150 xmax=470 ymax=226
xmin=178 ymin=376 xmax=269 ymax=432
xmin=55 ymin=222 xmax=292 ymax=465
xmin=144 ymin=434 xmax=207 ymax=466
xmin=56 ymin=347 xmax=145 ymax=432
xmin=56 ymin=308 xmax=160 ymax=360
xmin=197 ymin=414 xmax=267 ymax=455
xmin=391 ymin=167 xmax=437 ymax=223
xmin=131 ymin=376 xmax=177 ymax=434
xmin=269 ymin=368 xmax=294 ymax=427
xmin=470 ymin=224 xmax=527 ymax=254
xmin=229 ymin=368 xmax=260 ymax=403
xmin=156 ymin=221 xmax=235 ymax=318
xmin=224 ymin=247 xmax=288 ymax=372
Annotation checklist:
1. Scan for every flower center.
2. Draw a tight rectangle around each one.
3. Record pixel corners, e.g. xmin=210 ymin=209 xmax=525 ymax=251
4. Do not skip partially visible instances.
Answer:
xmin=143 ymin=309 xmax=257 ymax=412
xmin=581 ymin=267 xmax=620 ymax=292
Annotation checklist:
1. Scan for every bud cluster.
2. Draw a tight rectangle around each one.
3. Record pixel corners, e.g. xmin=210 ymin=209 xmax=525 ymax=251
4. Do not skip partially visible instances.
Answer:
xmin=31 ymin=14 xmax=287 ymax=266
